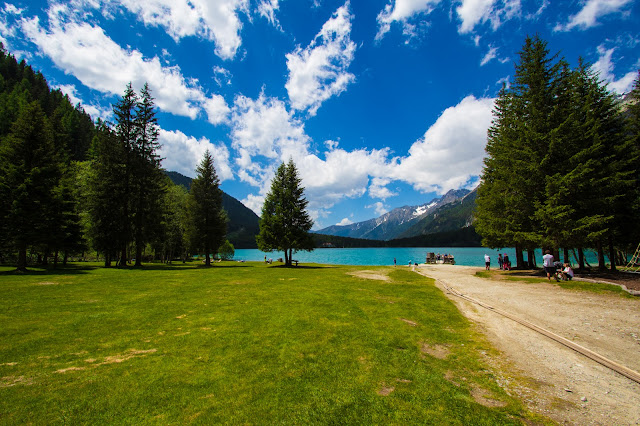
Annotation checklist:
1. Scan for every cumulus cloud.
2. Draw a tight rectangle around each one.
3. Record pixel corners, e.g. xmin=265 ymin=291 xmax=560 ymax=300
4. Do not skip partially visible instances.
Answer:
xmin=554 ymin=0 xmax=633 ymax=32
xmin=392 ymin=95 xmax=495 ymax=194
xmin=366 ymin=201 xmax=389 ymax=216
xmin=368 ymin=177 xmax=397 ymax=200
xmin=456 ymin=0 xmax=521 ymax=34
xmin=158 ymin=128 xmax=233 ymax=180
xmin=285 ymin=2 xmax=356 ymax=115
xmin=375 ymin=0 xmax=443 ymax=41
xmin=229 ymin=91 xmax=397 ymax=214
xmin=233 ymin=93 xmax=495 ymax=215
xmin=591 ymin=44 xmax=638 ymax=94
xmin=100 ymin=0 xmax=248 ymax=60
xmin=20 ymin=4 xmax=230 ymax=123
xmin=336 ymin=217 xmax=353 ymax=226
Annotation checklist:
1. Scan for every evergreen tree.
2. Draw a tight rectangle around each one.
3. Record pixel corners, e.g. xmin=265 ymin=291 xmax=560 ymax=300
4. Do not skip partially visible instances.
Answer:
xmin=625 ymin=71 xmax=640 ymax=250
xmin=188 ymin=150 xmax=227 ymax=266
xmin=86 ymin=122 xmax=128 ymax=267
xmin=257 ymin=159 xmax=314 ymax=266
xmin=112 ymin=83 xmax=138 ymax=265
xmin=131 ymin=83 xmax=165 ymax=267
xmin=0 ymin=102 xmax=61 ymax=271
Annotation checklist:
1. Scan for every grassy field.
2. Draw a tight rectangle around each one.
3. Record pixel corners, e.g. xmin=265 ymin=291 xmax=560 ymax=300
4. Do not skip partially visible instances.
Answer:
xmin=0 ymin=262 xmax=541 ymax=424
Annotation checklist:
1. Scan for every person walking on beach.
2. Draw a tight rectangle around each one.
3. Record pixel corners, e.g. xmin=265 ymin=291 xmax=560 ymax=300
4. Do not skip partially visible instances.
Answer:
xmin=484 ymin=254 xmax=490 ymax=270
xmin=393 ymin=257 xmax=396 ymax=267
xmin=498 ymin=253 xmax=503 ymax=270
xmin=542 ymin=250 xmax=554 ymax=281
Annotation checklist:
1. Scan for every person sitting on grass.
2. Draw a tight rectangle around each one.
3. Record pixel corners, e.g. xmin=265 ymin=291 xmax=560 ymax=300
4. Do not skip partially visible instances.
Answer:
xmin=562 ymin=263 xmax=574 ymax=281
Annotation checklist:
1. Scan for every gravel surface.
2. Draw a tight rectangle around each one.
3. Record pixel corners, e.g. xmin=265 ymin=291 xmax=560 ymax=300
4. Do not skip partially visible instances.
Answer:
xmin=416 ymin=265 xmax=640 ymax=425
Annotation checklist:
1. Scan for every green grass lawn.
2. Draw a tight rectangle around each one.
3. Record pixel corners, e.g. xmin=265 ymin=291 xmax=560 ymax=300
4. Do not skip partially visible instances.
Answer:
xmin=0 ymin=262 xmax=542 ymax=424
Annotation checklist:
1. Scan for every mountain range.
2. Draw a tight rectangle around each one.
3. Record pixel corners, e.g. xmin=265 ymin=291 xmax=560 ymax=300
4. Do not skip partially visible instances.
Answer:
xmin=166 ymin=171 xmax=480 ymax=248
xmin=316 ymin=189 xmax=476 ymax=241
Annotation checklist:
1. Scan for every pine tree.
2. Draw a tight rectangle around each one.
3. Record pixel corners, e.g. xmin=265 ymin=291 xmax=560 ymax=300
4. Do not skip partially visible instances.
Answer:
xmin=86 ymin=122 xmax=128 ymax=267
xmin=131 ymin=83 xmax=165 ymax=267
xmin=0 ymin=102 xmax=61 ymax=271
xmin=188 ymin=150 xmax=227 ymax=266
xmin=112 ymin=83 xmax=138 ymax=265
xmin=257 ymin=159 xmax=314 ymax=266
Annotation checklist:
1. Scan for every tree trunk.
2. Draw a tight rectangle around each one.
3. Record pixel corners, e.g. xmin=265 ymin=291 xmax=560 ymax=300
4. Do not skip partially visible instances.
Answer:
xmin=63 ymin=251 xmax=68 ymax=266
xmin=577 ymin=248 xmax=585 ymax=270
xmin=527 ymin=250 xmax=535 ymax=268
xmin=135 ymin=243 xmax=143 ymax=267
xmin=515 ymin=244 xmax=524 ymax=269
xmin=597 ymin=240 xmax=606 ymax=271
xmin=608 ymin=236 xmax=617 ymax=272
xmin=120 ymin=245 xmax=127 ymax=267
xmin=563 ymin=248 xmax=569 ymax=265
xmin=17 ymin=245 xmax=28 ymax=272
xmin=105 ymin=252 xmax=111 ymax=268
xmin=53 ymin=250 xmax=59 ymax=269
xmin=284 ymin=249 xmax=289 ymax=266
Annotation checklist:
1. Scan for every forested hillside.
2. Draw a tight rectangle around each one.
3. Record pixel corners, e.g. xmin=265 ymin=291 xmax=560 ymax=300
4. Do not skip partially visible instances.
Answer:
xmin=165 ymin=171 xmax=260 ymax=248
xmin=0 ymin=46 xmax=241 ymax=269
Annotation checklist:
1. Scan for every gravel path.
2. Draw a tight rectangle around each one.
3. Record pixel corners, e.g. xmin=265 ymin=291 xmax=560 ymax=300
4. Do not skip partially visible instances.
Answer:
xmin=416 ymin=264 xmax=640 ymax=425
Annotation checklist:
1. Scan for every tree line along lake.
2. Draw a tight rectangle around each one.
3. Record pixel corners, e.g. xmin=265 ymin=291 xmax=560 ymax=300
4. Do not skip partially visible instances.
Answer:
xmin=233 ymin=247 xmax=606 ymax=268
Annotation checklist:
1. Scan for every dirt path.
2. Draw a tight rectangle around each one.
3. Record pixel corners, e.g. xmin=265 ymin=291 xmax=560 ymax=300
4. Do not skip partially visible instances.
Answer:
xmin=415 ymin=265 xmax=640 ymax=425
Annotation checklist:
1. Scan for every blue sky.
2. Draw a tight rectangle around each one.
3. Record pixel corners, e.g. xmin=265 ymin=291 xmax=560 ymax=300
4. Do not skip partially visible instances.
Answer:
xmin=1 ymin=0 xmax=638 ymax=229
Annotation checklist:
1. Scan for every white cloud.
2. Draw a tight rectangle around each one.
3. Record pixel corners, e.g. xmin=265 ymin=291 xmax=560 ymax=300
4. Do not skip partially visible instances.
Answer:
xmin=591 ymin=44 xmax=638 ymax=94
xmin=104 ymin=0 xmax=248 ymax=60
xmin=257 ymin=0 xmax=281 ymax=28
xmin=20 ymin=5 xmax=230 ymax=123
xmin=375 ymin=0 xmax=443 ymax=41
xmin=336 ymin=217 xmax=353 ymax=226
xmin=480 ymin=45 xmax=497 ymax=65
xmin=230 ymin=92 xmax=396 ymax=214
xmin=392 ymin=95 xmax=495 ymax=194
xmin=555 ymin=0 xmax=633 ymax=32
xmin=366 ymin=201 xmax=388 ymax=216
xmin=231 ymin=92 xmax=309 ymax=164
xmin=285 ymin=2 xmax=356 ymax=115
xmin=456 ymin=0 xmax=521 ymax=34
xmin=158 ymin=128 xmax=233 ymax=180
xmin=368 ymin=177 xmax=397 ymax=200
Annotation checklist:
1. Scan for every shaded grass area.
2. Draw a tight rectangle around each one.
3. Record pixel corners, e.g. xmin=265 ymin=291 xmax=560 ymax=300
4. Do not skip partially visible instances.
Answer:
xmin=475 ymin=270 xmax=634 ymax=298
xmin=0 ymin=262 xmax=542 ymax=423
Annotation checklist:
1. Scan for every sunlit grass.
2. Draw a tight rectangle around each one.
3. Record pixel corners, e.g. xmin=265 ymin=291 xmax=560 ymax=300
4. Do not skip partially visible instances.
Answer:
xmin=0 ymin=262 xmax=544 ymax=423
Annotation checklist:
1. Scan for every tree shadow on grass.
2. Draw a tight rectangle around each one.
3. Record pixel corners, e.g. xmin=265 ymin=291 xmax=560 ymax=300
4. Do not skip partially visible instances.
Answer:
xmin=267 ymin=264 xmax=332 ymax=270
xmin=0 ymin=263 xmax=97 ymax=276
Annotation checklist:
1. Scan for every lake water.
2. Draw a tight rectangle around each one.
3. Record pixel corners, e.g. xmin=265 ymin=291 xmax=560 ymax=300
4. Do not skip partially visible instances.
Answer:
xmin=233 ymin=247 xmax=602 ymax=267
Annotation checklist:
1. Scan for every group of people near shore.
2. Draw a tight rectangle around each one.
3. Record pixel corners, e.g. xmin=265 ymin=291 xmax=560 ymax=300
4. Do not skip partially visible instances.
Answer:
xmin=484 ymin=253 xmax=511 ymax=271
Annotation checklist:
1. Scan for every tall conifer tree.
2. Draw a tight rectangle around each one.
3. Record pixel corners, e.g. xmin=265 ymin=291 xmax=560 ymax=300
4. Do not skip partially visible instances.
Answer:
xmin=257 ymin=159 xmax=314 ymax=266
xmin=188 ymin=150 xmax=227 ymax=266
xmin=0 ymin=102 xmax=61 ymax=271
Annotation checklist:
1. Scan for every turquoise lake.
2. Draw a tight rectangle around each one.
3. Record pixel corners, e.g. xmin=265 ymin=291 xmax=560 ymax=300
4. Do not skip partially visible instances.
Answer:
xmin=233 ymin=247 xmax=603 ymax=267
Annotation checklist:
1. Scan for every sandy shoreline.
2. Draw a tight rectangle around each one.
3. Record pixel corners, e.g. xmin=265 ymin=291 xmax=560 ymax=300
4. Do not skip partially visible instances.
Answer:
xmin=415 ymin=264 xmax=640 ymax=425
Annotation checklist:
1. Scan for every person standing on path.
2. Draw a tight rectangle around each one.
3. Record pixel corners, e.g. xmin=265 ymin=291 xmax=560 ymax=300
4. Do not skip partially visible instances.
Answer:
xmin=498 ymin=253 xmax=503 ymax=270
xmin=542 ymin=250 xmax=555 ymax=280
xmin=484 ymin=254 xmax=490 ymax=270
xmin=393 ymin=257 xmax=396 ymax=267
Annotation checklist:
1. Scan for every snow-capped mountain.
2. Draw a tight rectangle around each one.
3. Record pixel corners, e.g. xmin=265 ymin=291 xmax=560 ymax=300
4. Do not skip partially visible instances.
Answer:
xmin=316 ymin=189 xmax=472 ymax=241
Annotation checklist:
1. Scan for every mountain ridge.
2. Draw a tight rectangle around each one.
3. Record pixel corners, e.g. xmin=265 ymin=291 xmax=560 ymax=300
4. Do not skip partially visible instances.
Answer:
xmin=316 ymin=188 xmax=473 ymax=241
